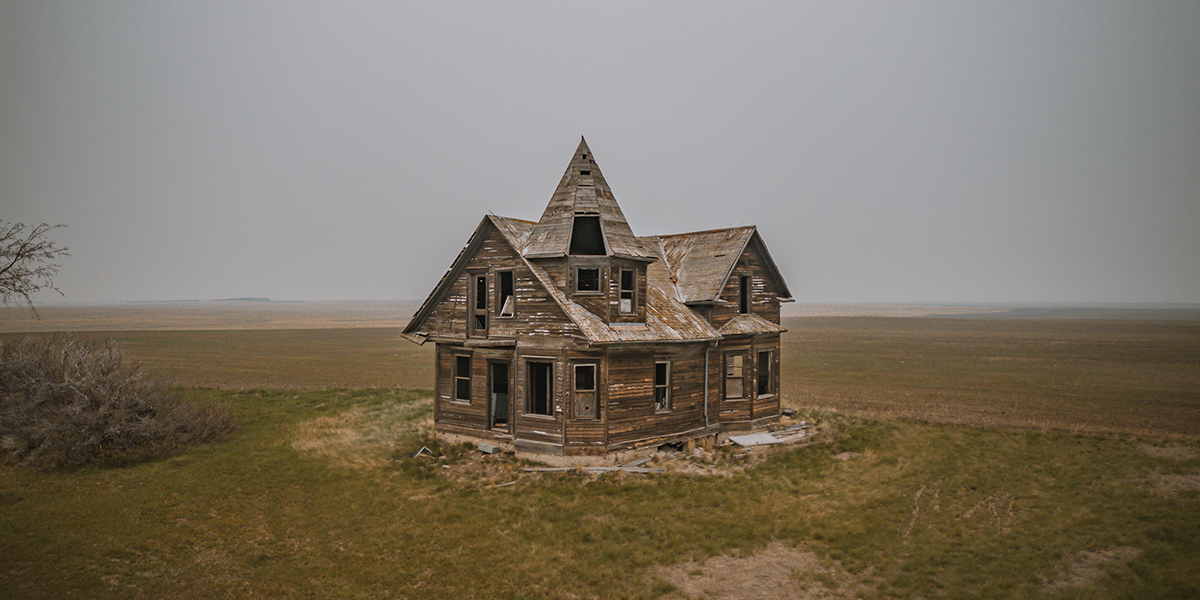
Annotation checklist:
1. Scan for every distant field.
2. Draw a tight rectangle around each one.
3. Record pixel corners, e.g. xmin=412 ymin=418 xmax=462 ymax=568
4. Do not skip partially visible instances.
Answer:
xmin=2 ymin=301 xmax=1197 ymax=438
xmin=3 ymin=302 xmax=1199 ymax=598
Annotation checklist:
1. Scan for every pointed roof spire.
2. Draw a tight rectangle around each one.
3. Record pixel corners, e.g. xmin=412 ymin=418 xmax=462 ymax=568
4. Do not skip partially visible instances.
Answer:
xmin=523 ymin=138 xmax=658 ymax=261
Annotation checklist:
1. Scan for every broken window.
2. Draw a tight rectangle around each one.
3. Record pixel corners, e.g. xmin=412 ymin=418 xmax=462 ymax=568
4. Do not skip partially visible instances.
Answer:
xmin=655 ymin=361 xmax=671 ymax=411
xmin=757 ymin=350 xmax=773 ymax=397
xmin=576 ymin=267 xmax=600 ymax=293
xmin=573 ymin=363 xmax=597 ymax=420
xmin=471 ymin=274 xmax=488 ymax=335
xmin=527 ymin=361 xmax=554 ymax=416
xmin=619 ymin=269 xmax=635 ymax=314
xmin=569 ymin=215 xmax=605 ymax=255
xmin=454 ymin=355 xmax=471 ymax=402
xmin=725 ymin=353 xmax=745 ymax=399
xmin=497 ymin=271 xmax=514 ymax=317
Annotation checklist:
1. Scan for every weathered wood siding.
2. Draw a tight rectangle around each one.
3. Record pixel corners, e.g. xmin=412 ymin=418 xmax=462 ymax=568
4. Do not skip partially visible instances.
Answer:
xmin=605 ymin=344 xmax=712 ymax=449
xmin=710 ymin=243 xmax=783 ymax=329
xmin=433 ymin=344 xmax=489 ymax=433
xmin=716 ymin=334 xmax=781 ymax=429
xmin=421 ymin=224 xmax=581 ymax=341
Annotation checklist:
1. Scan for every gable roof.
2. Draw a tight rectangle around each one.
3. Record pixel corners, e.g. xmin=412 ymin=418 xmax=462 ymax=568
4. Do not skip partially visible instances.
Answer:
xmin=404 ymin=142 xmax=793 ymax=345
xmin=658 ymin=227 xmax=794 ymax=304
xmin=401 ymin=215 xmax=538 ymax=343
xmin=522 ymin=138 xmax=658 ymax=262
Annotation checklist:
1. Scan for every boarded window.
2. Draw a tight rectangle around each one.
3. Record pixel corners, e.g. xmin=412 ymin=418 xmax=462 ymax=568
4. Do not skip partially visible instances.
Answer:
xmin=569 ymin=216 xmax=605 ymax=255
xmin=576 ymin=267 xmax=600 ymax=293
xmin=725 ymin=353 xmax=744 ymax=399
xmin=619 ymin=269 xmax=635 ymax=313
xmin=497 ymin=271 xmax=514 ymax=317
xmin=454 ymin=355 xmax=471 ymax=402
xmin=527 ymin=361 xmax=554 ymax=416
xmin=655 ymin=361 xmax=671 ymax=411
xmin=757 ymin=350 xmax=773 ymax=397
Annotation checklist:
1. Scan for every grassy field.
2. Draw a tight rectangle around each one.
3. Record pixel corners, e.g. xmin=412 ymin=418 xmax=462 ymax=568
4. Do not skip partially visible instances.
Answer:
xmin=2 ymin=305 xmax=1198 ymax=598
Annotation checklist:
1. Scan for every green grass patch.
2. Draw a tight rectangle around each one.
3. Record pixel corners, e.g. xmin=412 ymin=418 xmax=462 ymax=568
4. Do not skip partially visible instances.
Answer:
xmin=2 ymin=389 xmax=1198 ymax=598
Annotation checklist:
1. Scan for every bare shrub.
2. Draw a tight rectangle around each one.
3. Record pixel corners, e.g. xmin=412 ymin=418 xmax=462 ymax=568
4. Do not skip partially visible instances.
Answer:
xmin=0 ymin=337 xmax=239 ymax=470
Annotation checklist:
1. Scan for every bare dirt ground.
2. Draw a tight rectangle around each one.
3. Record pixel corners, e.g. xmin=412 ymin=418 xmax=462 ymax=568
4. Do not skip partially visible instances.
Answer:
xmin=654 ymin=540 xmax=869 ymax=600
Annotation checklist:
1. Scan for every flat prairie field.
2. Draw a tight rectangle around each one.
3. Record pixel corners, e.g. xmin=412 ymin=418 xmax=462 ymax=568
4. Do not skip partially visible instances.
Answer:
xmin=3 ymin=302 xmax=1200 ymax=599
xmin=2 ymin=302 xmax=1196 ymax=438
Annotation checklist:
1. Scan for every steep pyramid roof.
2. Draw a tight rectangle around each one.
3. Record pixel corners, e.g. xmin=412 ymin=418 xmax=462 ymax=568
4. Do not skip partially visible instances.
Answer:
xmin=522 ymin=138 xmax=658 ymax=261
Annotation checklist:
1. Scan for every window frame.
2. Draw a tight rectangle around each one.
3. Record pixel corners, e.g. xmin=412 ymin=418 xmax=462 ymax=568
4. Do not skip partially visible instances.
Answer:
xmin=739 ymin=275 xmax=751 ymax=314
xmin=619 ymin=268 xmax=636 ymax=314
xmin=525 ymin=360 xmax=555 ymax=417
xmin=654 ymin=361 xmax=671 ymax=412
xmin=470 ymin=272 xmax=488 ymax=336
xmin=453 ymin=354 xmax=471 ymax=403
xmin=574 ymin=266 xmax=603 ymax=295
xmin=756 ymin=350 xmax=774 ymax=398
xmin=496 ymin=270 xmax=515 ymax=318
xmin=725 ymin=352 xmax=745 ymax=399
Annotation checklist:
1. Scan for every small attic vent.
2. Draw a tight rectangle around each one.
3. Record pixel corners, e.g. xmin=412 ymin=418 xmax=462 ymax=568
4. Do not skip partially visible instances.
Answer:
xmin=580 ymin=170 xmax=591 ymax=175
xmin=581 ymin=153 xmax=587 ymax=159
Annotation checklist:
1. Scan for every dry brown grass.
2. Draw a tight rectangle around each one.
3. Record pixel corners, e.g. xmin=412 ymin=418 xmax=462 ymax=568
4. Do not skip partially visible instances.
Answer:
xmin=782 ymin=316 xmax=1200 ymax=438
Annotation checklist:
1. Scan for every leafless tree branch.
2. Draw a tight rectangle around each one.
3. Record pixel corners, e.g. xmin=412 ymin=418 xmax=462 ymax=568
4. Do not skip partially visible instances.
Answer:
xmin=0 ymin=221 xmax=70 ymax=311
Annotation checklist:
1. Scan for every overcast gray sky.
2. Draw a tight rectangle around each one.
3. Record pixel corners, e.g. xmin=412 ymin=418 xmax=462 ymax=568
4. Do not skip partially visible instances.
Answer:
xmin=3 ymin=1 xmax=1198 ymax=305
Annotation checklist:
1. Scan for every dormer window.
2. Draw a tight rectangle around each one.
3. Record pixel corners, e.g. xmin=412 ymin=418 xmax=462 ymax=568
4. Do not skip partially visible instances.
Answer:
xmin=569 ymin=215 xmax=605 ymax=255
xmin=576 ymin=267 xmax=601 ymax=293
xmin=619 ymin=269 xmax=636 ymax=314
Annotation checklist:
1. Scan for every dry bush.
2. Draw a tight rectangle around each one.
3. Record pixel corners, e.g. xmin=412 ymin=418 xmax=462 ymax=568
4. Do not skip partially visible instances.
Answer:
xmin=0 ymin=337 xmax=239 ymax=470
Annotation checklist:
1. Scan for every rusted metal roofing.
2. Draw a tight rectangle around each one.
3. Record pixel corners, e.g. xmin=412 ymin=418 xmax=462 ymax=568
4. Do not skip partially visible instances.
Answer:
xmin=522 ymin=138 xmax=658 ymax=262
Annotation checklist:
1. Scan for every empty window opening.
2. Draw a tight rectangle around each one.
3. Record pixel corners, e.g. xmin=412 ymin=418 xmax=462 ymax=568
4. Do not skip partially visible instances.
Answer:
xmin=739 ymin=276 xmax=751 ymax=314
xmin=580 ymin=170 xmax=591 ymax=175
xmin=757 ymin=351 xmax=773 ymax=397
xmin=574 ymin=364 xmax=596 ymax=392
xmin=471 ymin=274 xmax=488 ymax=334
xmin=454 ymin=355 xmax=471 ymax=402
xmin=527 ymin=361 xmax=554 ymax=416
xmin=490 ymin=362 xmax=509 ymax=428
xmin=655 ymin=361 xmax=671 ymax=411
xmin=576 ymin=267 xmax=600 ymax=293
xmin=569 ymin=216 xmax=606 ymax=255
xmin=498 ymin=271 xmax=514 ymax=317
xmin=725 ymin=353 xmax=745 ymax=399
xmin=619 ymin=269 xmax=635 ymax=313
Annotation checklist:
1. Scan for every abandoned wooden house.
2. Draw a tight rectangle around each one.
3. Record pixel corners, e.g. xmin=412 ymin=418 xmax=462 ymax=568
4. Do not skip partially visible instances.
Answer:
xmin=402 ymin=139 xmax=793 ymax=455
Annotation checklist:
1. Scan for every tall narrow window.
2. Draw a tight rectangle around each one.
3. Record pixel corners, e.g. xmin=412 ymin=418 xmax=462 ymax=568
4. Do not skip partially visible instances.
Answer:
xmin=757 ymin=350 xmax=773 ymax=397
xmin=454 ymin=355 xmax=471 ymax=402
xmin=619 ymin=269 xmax=635 ymax=314
xmin=725 ymin=353 xmax=745 ymax=399
xmin=471 ymin=274 xmax=488 ymax=334
xmin=527 ymin=361 xmax=554 ymax=416
xmin=497 ymin=271 xmax=514 ymax=317
xmin=654 ymin=361 xmax=671 ymax=411
xmin=739 ymin=275 xmax=751 ymax=314
xmin=573 ymin=364 xmax=597 ymax=420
